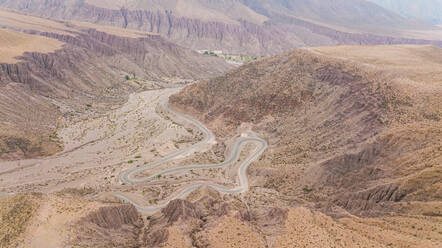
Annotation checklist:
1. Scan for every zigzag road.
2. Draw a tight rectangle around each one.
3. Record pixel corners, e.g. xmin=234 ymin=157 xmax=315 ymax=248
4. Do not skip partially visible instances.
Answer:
xmin=115 ymin=103 xmax=267 ymax=213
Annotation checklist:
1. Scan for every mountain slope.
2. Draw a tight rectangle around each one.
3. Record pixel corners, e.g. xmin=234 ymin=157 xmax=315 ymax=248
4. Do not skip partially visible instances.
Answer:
xmin=368 ymin=0 xmax=442 ymax=24
xmin=0 ymin=0 xmax=301 ymax=55
xmin=0 ymin=9 xmax=231 ymax=160
xmin=5 ymin=193 xmax=440 ymax=247
xmin=170 ymin=45 xmax=442 ymax=217
xmin=85 ymin=0 xmax=269 ymax=25
xmin=240 ymin=0 xmax=425 ymax=31
xmin=1 ymin=0 xmax=441 ymax=56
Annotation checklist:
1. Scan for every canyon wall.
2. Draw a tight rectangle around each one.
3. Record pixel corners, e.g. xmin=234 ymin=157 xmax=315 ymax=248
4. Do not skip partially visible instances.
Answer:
xmin=2 ymin=0 xmax=441 ymax=56
xmin=0 ymin=22 xmax=230 ymax=159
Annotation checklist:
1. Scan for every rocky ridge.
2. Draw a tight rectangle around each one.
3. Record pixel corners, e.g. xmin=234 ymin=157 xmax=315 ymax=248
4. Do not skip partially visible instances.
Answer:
xmin=170 ymin=45 xmax=442 ymax=217
xmin=0 ymin=11 xmax=231 ymax=159
xmin=2 ymin=0 xmax=442 ymax=56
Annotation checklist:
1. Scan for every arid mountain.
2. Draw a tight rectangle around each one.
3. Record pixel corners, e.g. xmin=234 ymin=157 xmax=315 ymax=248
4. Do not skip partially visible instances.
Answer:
xmin=0 ymin=0 xmax=301 ymax=55
xmin=0 ymin=9 xmax=231 ymax=160
xmin=368 ymin=0 xmax=442 ymax=24
xmin=0 ymin=3 xmax=441 ymax=248
xmin=1 ymin=0 xmax=442 ymax=56
xmin=240 ymin=0 xmax=426 ymax=31
xmin=170 ymin=44 xmax=441 ymax=219
xmin=3 ymin=187 xmax=441 ymax=247
xmin=1 ymin=41 xmax=440 ymax=247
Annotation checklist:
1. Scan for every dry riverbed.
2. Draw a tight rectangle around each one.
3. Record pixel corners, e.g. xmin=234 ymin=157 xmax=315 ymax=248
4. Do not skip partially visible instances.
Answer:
xmin=0 ymin=88 xmax=199 ymax=196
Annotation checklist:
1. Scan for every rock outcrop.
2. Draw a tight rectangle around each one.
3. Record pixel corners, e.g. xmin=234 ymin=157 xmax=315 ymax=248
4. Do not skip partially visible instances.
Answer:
xmin=0 ymin=0 xmax=300 ymax=55
xmin=161 ymin=199 xmax=202 ymax=224
xmin=73 ymin=204 xmax=143 ymax=248
xmin=0 ymin=10 xmax=230 ymax=159
xmin=2 ymin=0 xmax=441 ymax=56
xmin=170 ymin=45 xmax=442 ymax=216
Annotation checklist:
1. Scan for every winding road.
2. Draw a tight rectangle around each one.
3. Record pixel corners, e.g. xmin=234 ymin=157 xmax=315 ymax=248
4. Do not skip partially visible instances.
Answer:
xmin=115 ymin=103 xmax=267 ymax=213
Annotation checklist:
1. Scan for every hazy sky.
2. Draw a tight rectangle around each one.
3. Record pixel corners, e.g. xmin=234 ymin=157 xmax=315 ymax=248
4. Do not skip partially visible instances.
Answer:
xmin=367 ymin=0 xmax=442 ymax=24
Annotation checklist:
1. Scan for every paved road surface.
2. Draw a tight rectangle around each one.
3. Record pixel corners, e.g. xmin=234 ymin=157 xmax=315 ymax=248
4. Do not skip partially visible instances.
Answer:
xmin=115 ymin=103 xmax=267 ymax=213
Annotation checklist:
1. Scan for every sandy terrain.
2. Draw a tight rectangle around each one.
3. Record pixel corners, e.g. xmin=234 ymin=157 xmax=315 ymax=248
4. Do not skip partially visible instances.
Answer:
xmin=71 ymin=21 xmax=159 ymax=38
xmin=0 ymin=86 xmax=256 ymax=212
xmin=0 ymin=9 xmax=75 ymax=35
xmin=0 ymin=194 xmax=39 ymax=247
xmin=161 ymin=225 xmax=193 ymax=248
xmin=18 ymin=196 xmax=102 ymax=248
xmin=274 ymin=207 xmax=442 ymax=248
xmin=205 ymin=214 xmax=265 ymax=248
xmin=0 ymin=29 xmax=64 ymax=63
xmin=0 ymin=88 xmax=196 ymax=195
xmin=310 ymin=45 xmax=442 ymax=84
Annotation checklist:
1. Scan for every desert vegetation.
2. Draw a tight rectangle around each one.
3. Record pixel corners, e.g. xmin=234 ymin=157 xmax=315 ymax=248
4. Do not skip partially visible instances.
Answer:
xmin=0 ymin=194 xmax=40 ymax=248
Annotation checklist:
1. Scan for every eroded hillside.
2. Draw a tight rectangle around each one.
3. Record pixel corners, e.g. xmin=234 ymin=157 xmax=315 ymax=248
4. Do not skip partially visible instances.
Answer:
xmin=170 ymin=45 xmax=442 ymax=218
xmin=0 ymin=10 xmax=231 ymax=159
xmin=0 ymin=44 xmax=440 ymax=247
xmin=2 ymin=0 xmax=442 ymax=56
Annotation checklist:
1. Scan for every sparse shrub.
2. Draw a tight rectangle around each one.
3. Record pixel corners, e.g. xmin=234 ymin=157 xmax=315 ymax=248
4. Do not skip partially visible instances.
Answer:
xmin=135 ymin=155 xmax=141 ymax=159
xmin=56 ymin=187 xmax=95 ymax=196
xmin=302 ymin=186 xmax=313 ymax=193
xmin=125 ymin=75 xmax=130 ymax=80
xmin=128 ymin=160 xmax=134 ymax=164
xmin=0 ymin=195 xmax=39 ymax=247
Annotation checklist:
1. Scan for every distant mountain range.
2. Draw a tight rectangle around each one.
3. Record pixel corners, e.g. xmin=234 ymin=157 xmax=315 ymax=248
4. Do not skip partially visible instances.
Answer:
xmin=368 ymin=0 xmax=442 ymax=24
xmin=1 ymin=0 xmax=441 ymax=55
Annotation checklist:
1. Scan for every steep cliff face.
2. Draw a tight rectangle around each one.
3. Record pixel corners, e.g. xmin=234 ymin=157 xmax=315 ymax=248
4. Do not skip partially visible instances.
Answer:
xmin=2 ymin=0 xmax=441 ymax=56
xmin=0 ymin=0 xmax=300 ymax=55
xmin=0 ymin=10 xmax=231 ymax=160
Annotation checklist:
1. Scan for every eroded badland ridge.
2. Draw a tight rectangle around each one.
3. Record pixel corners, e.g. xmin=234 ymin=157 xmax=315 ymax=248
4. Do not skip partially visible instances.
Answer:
xmin=0 ymin=2 xmax=441 ymax=248
xmin=0 ymin=9 xmax=231 ymax=160
xmin=1 ymin=44 xmax=440 ymax=248
xmin=1 ymin=0 xmax=442 ymax=56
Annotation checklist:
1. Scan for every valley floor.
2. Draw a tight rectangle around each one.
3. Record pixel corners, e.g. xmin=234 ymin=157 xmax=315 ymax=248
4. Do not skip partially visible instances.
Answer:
xmin=0 ymin=88 xmax=193 ymax=196
xmin=0 ymin=85 xmax=441 ymax=248
xmin=0 ymin=85 xmax=261 ymax=212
